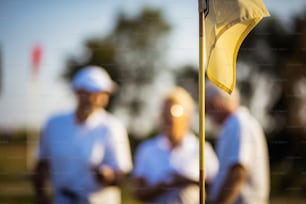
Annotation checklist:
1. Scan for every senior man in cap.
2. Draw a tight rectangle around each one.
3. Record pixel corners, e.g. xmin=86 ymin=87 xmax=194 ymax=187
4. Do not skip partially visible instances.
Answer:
xmin=33 ymin=66 xmax=132 ymax=204
xmin=133 ymin=86 xmax=219 ymax=204
xmin=205 ymin=82 xmax=269 ymax=204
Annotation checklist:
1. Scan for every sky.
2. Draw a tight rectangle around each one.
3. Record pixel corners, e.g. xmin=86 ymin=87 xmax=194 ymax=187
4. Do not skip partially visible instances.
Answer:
xmin=1 ymin=0 xmax=306 ymax=130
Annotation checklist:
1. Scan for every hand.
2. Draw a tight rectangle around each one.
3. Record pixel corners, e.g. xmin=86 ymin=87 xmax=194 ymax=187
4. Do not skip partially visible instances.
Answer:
xmin=94 ymin=165 xmax=116 ymax=185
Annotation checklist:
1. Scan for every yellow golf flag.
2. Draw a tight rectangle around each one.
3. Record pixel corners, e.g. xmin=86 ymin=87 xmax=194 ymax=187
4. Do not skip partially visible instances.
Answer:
xmin=205 ymin=0 xmax=270 ymax=93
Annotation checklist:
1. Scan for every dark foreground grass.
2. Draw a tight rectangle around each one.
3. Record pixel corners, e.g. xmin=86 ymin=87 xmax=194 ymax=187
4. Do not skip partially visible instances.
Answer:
xmin=0 ymin=141 xmax=305 ymax=204
xmin=0 ymin=141 xmax=139 ymax=204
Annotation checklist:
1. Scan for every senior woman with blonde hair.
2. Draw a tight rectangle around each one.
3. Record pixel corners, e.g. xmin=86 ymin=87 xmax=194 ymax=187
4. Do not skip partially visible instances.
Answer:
xmin=133 ymin=86 xmax=218 ymax=204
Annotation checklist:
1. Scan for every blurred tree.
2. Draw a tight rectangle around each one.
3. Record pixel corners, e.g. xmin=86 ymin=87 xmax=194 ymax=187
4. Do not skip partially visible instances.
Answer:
xmin=63 ymin=8 xmax=171 ymax=137
xmin=236 ymin=10 xmax=306 ymax=195
xmin=280 ymin=11 xmax=306 ymax=136
xmin=238 ymin=16 xmax=291 ymax=106
xmin=175 ymin=65 xmax=198 ymax=101
xmin=271 ymin=10 xmax=306 ymax=195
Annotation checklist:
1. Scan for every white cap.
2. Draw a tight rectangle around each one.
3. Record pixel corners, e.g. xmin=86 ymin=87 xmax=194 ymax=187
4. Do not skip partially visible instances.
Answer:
xmin=72 ymin=66 xmax=116 ymax=93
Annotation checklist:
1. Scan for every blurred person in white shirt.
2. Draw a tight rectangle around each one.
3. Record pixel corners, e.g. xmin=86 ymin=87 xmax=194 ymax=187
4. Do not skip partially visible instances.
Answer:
xmin=32 ymin=66 xmax=132 ymax=204
xmin=133 ymin=86 xmax=218 ymax=204
xmin=205 ymin=82 xmax=270 ymax=204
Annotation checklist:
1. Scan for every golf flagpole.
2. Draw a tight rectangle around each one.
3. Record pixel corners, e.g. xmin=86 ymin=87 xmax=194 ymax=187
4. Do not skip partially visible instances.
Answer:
xmin=27 ymin=44 xmax=42 ymax=170
xmin=198 ymin=0 xmax=207 ymax=203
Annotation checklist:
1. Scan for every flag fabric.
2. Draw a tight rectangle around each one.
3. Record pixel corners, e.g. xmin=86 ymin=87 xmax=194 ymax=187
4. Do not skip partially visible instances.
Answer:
xmin=205 ymin=0 xmax=270 ymax=93
xmin=31 ymin=44 xmax=42 ymax=79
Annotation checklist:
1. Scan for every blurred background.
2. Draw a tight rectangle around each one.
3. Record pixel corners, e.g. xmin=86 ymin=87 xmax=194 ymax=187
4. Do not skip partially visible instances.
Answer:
xmin=1 ymin=0 xmax=306 ymax=203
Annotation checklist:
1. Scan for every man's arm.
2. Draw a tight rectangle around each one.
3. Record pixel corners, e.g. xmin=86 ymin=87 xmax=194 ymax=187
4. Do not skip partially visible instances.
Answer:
xmin=133 ymin=172 xmax=198 ymax=202
xmin=170 ymin=173 xmax=199 ymax=187
xmin=215 ymin=164 xmax=248 ymax=204
xmin=108 ymin=118 xmax=133 ymax=173
xmin=32 ymin=160 xmax=50 ymax=204
xmin=94 ymin=165 xmax=124 ymax=186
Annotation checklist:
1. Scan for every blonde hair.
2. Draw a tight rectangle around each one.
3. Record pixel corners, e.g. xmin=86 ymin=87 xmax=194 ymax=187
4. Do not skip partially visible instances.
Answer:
xmin=165 ymin=87 xmax=195 ymax=115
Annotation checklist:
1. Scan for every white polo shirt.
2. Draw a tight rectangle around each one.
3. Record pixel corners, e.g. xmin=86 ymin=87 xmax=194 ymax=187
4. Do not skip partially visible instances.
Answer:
xmin=133 ymin=133 xmax=218 ymax=186
xmin=98 ymin=110 xmax=133 ymax=173
xmin=211 ymin=107 xmax=270 ymax=204
xmin=38 ymin=109 xmax=128 ymax=203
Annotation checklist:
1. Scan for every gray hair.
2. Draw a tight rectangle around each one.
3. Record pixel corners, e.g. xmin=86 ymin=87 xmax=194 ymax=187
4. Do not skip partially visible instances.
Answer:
xmin=205 ymin=81 xmax=240 ymax=109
